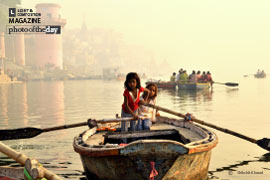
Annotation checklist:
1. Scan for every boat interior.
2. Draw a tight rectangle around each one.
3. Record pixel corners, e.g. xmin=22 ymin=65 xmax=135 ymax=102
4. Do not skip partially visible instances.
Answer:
xmin=104 ymin=129 xmax=190 ymax=144
xmin=80 ymin=116 xmax=213 ymax=148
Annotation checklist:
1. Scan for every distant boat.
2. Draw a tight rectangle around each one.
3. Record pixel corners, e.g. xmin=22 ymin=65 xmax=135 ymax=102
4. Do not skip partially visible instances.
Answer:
xmin=73 ymin=116 xmax=218 ymax=180
xmin=178 ymin=82 xmax=211 ymax=90
xmin=254 ymin=73 xmax=266 ymax=78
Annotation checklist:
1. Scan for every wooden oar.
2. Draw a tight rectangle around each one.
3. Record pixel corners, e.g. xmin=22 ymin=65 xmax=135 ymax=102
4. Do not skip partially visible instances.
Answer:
xmin=142 ymin=102 xmax=270 ymax=151
xmin=214 ymin=82 xmax=239 ymax=87
xmin=0 ymin=117 xmax=134 ymax=141
xmin=0 ymin=142 xmax=62 ymax=180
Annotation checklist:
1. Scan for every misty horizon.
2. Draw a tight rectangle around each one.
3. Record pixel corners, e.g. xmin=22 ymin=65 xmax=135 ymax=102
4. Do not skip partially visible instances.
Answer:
xmin=16 ymin=0 xmax=270 ymax=80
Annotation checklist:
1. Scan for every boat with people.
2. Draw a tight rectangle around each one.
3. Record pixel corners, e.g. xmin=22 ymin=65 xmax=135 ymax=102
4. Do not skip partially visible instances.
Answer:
xmin=254 ymin=73 xmax=266 ymax=78
xmin=254 ymin=74 xmax=266 ymax=78
xmin=254 ymin=69 xmax=266 ymax=78
xmin=73 ymin=116 xmax=218 ymax=180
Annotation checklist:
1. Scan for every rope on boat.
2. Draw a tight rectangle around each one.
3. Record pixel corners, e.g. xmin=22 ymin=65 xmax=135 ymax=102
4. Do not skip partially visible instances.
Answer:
xmin=149 ymin=161 xmax=158 ymax=180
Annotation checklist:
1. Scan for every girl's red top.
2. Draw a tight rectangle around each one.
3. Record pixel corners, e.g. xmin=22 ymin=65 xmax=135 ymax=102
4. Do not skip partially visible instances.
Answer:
xmin=122 ymin=87 xmax=144 ymax=113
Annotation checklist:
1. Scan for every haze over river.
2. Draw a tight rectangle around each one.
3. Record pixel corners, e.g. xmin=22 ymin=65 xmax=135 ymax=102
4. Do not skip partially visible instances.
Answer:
xmin=0 ymin=77 xmax=269 ymax=179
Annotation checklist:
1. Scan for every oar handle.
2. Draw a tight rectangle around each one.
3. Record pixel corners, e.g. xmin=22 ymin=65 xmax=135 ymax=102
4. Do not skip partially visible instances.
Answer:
xmin=97 ymin=117 xmax=136 ymax=123
xmin=42 ymin=117 xmax=135 ymax=132
xmin=213 ymin=82 xmax=224 ymax=85
xmin=0 ymin=117 xmax=137 ymax=141
xmin=43 ymin=122 xmax=88 ymax=132
xmin=143 ymin=103 xmax=257 ymax=144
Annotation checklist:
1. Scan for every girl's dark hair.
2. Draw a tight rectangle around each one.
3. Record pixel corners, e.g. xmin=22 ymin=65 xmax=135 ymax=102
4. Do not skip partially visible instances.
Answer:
xmin=124 ymin=72 xmax=141 ymax=91
xmin=144 ymin=83 xmax=158 ymax=99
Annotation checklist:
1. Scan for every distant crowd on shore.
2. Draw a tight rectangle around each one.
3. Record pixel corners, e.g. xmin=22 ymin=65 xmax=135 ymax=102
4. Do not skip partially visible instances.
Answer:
xmin=170 ymin=68 xmax=213 ymax=84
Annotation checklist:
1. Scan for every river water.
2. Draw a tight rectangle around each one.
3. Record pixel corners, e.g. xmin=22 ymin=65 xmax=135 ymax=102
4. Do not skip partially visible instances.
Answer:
xmin=0 ymin=77 xmax=269 ymax=180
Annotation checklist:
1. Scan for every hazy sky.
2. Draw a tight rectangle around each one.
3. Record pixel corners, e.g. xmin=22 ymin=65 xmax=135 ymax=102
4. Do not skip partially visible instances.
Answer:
xmin=21 ymin=0 xmax=270 ymax=79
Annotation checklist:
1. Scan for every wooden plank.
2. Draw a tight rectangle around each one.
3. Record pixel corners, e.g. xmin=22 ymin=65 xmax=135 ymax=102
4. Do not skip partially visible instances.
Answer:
xmin=105 ymin=129 xmax=178 ymax=139
xmin=0 ymin=166 xmax=24 ymax=179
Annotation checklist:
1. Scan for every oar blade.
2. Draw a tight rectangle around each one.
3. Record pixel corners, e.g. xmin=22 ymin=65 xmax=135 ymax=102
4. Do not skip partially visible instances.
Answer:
xmin=0 ymin=128 xmax=43 ymax=141
xmin=225 ymin=82 xmax=239 ymax=87
xmin=257 ymin=138 xmax=270 ymax=151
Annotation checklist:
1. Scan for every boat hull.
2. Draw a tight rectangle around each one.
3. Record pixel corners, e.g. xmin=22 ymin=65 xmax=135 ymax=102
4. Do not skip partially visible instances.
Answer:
xmin=77 ymin=148 xmax=212 ymax=180
xmin=254 ymin=74 xmax=266 ymax=78
xmin=78 ymin=142 xmax=185 ymax=180
xmin=177 ymin=83 xmax=210 ymax=90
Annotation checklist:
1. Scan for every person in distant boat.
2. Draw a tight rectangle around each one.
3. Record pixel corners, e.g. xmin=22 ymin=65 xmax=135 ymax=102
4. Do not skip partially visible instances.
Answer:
xmin=261 ymin=70 xmax=265 ymax=75
xmin=206 ymin=71 xmax=213 ymax=86
xmin=170 ymin=72 xmax=176 ymax=83
xmin=176 ymin=69 xmax=182 ymax=83
xmin=179 ymin=70 xmax=188 ymax=84
xmin=138 ymin=83 xmax=159 ymax=130
xmin=196 ymin=71 xmax=201 ymax=80
xmin=257 ymin=69 xmax=261 ymax=75
xmin=189 ymin=70 xmax=197 ymax=83
xmin=199 ymin=71 xmax=207 ymax=83
xmin=121 ymin=72 xmax=150 ymax=133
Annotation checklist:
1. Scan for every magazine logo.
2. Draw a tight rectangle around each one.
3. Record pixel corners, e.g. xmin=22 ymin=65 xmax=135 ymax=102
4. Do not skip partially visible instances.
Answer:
xmin=9 ymin=8 xmax=16 ymax=17
xmin=6 ymin=25 xmax=61 ymax=34
xmin=7 ymin=8 xmax=61 ymax=35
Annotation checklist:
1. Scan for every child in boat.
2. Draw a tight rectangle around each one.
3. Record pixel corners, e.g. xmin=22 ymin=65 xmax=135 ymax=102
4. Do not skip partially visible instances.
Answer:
xmin=138 ymin=83 xmax=159 ymax=130
xmin=121 ymin=72 xmax=149 ymax=132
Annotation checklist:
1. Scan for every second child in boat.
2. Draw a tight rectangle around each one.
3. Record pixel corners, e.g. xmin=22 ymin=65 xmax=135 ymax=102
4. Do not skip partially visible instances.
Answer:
xmin=121 ymin=72 xmax=149 ymax=132
xmin=138 ymin=83 xmax=159 ymax=130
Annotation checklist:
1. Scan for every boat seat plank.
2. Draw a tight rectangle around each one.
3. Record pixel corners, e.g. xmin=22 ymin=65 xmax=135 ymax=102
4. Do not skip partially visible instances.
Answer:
xmin=105 ymin=129 xmax=178 ymax=139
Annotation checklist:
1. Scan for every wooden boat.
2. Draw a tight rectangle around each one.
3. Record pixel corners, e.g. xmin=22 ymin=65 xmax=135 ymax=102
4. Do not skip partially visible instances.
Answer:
xmin=73 ymin=116 xmax=218 ymax=180
xmin=177 ymin=82 xmax=210 ymax=90
xmin=254 ymin=73 xmax=266 ymax=78
xmin=145 ymin=81 xmax=176 ymax=89
xmin=0 ymin=142 xmax=62 ymax=180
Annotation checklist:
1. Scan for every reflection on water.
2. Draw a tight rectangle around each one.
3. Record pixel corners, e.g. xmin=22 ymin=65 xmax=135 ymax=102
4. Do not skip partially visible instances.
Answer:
xmin=157 ymin=88 xmax=213 ymax=114
xmin=0 ymin=79 xmax=270 ymax=179
xmin=0 ymin=82 xmax=65 ymax=128
xmin=177 ymin=89 xmax=213 ymax=103
xmin=27 ymin=81 xmax=65 ymax=126
xmin=0 ymin=85 xmax=8 ymax=125
xmin=0 ymin=83 xmax=29 ymax=127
